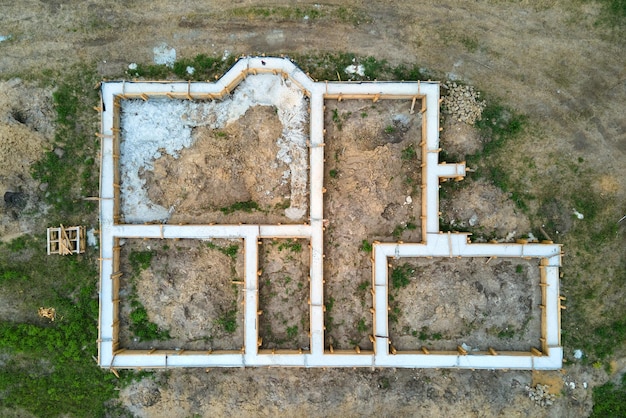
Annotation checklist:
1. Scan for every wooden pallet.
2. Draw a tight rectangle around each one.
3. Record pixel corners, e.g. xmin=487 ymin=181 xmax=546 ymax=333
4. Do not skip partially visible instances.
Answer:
xmin=47 ymin=225 xmax=86 ymax=255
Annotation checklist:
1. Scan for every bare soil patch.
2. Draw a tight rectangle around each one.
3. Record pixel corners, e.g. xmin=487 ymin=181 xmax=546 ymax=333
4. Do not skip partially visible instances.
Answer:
xmin=440 ymin=179 xmax=532 ymax=240
xmin=388 ymin=257 xmax=541 ymax=352
xmin=323 ymin=99 xmax=422 ymax=349
xmin=258 ymin=238 xmax=310 ymax=350
xmin=142 ymin=105 xmax=308 ymax=225
xmin=118 ymin=238 xmax=244 ymax=351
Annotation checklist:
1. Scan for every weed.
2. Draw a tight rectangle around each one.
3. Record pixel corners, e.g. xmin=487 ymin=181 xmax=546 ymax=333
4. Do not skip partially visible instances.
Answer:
xmin=216 ymin=308 xmax=238 ymax=333
xmin=391 ymin=221 xmax=414 ymax=239
xmin=274 ymin=199 xmax=291 ymax=210
xmin=222 ymin=245 xmax=239 ymax=260
xmin=129 ymin=250 xmax=154 ymax=273
xmin=384 ymin=125 xmax=396 ymax=134
xmin=401 ymin=144 xmax=417 ymax=161
xmin=378 ymin=376 xmax=391 ymax=389
xmin=361 ymin=112 xmax=368 ymax=118
xmin=286 ymin=325 xmax=298 ymax=339
xmin=460 ymin=36 xmax=479 ymax=52
xmin=359 ymin=239 xmax=372 ymax=253
xmin=392 ymin=225 xmax=405 ymax=239
xmin=129 ymin=302 xmax=171 ymax=341
xmin=391 ymin=264 xmax=414 ymax=289
xmin=516 ymin=264 xmax=524 ymax=274
xmin=332 ymin=108 xmax=343 ymax=130
xmin=329 ymin=168 xmax=339 ymax=179
xmin=325 ymin=297 xmax=335 ymax=312
xmin=8 ymin=235 xmax=31 ymax=252
xmin=357 ymin=318 xmax=368 ymax=333
xmin=388 ymin=306 xmax=401 ymax=323
xmin=591 ymin=373 xmax=626 ymax=417
xmin=277 ymin=240 xmax=303 ymax=253
xmin=497 ymin=327 xmax=515 ymax=339
xmin=220 ymin=200 xmax=260 ymax=214
xmin=357 ymin=281 xmax=369 ymax=292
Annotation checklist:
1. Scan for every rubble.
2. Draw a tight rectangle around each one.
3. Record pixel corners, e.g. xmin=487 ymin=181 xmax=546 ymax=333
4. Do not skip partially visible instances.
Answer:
xmin=442 ymin=82 xmax=486 ymax=125
xmin=526 ymin=384 xmax=556 ymax=407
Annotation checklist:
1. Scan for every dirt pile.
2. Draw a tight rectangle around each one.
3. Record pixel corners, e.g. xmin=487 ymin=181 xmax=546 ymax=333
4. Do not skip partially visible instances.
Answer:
xmin=0 ymin=79 xmax=54 ymax=240
xmin=144 ymin=105 xmax=297 ymax=223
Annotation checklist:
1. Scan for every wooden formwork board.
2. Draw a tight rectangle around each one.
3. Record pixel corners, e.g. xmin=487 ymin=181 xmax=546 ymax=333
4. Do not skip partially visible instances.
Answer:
xmin=323 ymin=93 xmax=423 ymax=101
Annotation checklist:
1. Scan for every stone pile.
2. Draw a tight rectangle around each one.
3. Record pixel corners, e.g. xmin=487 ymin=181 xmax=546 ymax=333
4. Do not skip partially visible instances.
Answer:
xmin=442 ymin=83 xmax=486 ymax=125
xmin=526 ymin=384 xmax=556 ymax=407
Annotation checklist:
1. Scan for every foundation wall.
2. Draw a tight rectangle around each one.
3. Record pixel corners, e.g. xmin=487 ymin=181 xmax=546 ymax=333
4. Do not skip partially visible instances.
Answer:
xmin=98 ymin=56 xmax=562 ymax=371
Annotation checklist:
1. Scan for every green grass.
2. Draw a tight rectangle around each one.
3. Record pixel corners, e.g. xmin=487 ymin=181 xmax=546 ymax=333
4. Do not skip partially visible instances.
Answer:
xmin=591 ymin=373 xmax=626 ymax=417
xmin=30 ymin=65 xmax=100 ymax=223
xmin=0 ymin=237 xmax=139 ymax=416
xmin=126 ymin=249 xmax=170 ymax=341
xmin=290 ymin=53 xmax=427 ymax=82
xmin=594 ymin=0 xmax=626 ymax=26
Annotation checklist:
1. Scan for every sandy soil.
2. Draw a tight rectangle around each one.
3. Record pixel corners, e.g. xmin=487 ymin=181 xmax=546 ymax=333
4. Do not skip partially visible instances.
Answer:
xmin=2 ymin=0 xmax=625 ymax=416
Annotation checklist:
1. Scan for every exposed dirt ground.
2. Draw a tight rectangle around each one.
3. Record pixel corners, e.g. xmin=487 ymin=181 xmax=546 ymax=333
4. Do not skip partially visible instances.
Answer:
xmin=388 ymin=258 xmax=541 ymax=352
xmin=142 ymin=105 xmax=308 ymax=225
xmin=258 ymin=238 xmax=310 ymax=350
xmin=119 ymin=238 xmax=245 ymax=351
xmin=323 ymin=99 xmax=421 ymax=350
xmin=2 ymin=0 xmax=625 ymax=416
